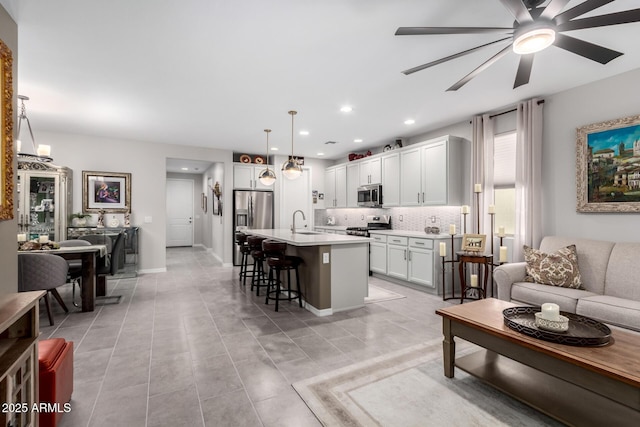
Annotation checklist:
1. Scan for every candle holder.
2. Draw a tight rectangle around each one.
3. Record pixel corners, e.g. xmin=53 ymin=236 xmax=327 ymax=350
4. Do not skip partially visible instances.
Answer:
xmin=440 ymin=234 xmax=457 ymax=301
xmin=462 ymin=212 xmax=468 ymax=235
xmin=489 ymin=212 xmax=495 ymax=257
xmin=474 ymin=192 xmax=481 ymax=234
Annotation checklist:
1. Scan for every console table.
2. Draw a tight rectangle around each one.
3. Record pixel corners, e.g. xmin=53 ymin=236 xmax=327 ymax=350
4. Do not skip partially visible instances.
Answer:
xmin=67 ymin=226 xmax=139 ymax=277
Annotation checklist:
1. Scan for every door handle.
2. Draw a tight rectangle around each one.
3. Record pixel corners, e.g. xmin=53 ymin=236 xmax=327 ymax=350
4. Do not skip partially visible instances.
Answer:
xmin=422 ymin=192 xmax=425 ymax=203
xmin=417 ymin=193 xmax=420 ymax=203
xmin=404 ymin=249 xmax=406 ymax=260
xmin=409 ymin=251 xmax=412 ymax=261
xmin=189 ymin=217 xmax=192 ymax=224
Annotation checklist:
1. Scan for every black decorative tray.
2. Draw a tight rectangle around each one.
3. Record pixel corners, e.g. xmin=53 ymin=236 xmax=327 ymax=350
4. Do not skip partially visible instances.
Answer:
xmin=503 ymin=306 xmax=611 ymax=346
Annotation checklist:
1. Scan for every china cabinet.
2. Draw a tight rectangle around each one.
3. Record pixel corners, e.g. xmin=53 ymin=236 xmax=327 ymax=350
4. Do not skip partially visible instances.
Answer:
xmin=17 ymin=161 xmax=72 ymax=242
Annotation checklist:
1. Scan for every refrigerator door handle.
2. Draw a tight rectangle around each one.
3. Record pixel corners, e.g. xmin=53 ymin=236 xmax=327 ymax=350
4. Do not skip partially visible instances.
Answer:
xmin=248 ymin=196 xmax=253 ymax=227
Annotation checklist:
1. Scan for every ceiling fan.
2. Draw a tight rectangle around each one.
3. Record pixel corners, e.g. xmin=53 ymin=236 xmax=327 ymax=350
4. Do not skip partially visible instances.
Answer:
xmin=396 ymin=0 xmax=640 ymax=90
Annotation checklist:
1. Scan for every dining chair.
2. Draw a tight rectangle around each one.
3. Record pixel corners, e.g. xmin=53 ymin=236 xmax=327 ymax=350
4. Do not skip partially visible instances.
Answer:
xmin=58 ymin=239 xmax=91 ymax=307
xmin=18 ymin=253 xmax=70 ymax=326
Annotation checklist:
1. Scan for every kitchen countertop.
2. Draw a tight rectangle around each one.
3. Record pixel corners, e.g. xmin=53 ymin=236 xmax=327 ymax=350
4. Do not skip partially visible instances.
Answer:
xmin=313 ymin=225 xmax=349 ymax=231
xmin=245 ymin=229 xmax=370 ymax=246
xmin=368 ymin=230 xmax=462 ymax=240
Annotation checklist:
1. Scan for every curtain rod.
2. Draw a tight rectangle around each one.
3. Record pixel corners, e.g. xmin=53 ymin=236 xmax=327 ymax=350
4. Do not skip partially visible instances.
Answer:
xmin=488 ymin=99 xmax=545 ymax=119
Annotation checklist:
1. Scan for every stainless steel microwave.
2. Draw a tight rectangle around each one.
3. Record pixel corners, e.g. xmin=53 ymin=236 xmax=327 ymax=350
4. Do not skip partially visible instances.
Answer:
xmin=357 ymin=184 xmax=382 ymax=207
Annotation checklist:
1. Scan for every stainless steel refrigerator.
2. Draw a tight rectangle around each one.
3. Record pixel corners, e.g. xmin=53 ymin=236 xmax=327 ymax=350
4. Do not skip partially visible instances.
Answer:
xmin=233 ymin=190 xmax=274 ymax=265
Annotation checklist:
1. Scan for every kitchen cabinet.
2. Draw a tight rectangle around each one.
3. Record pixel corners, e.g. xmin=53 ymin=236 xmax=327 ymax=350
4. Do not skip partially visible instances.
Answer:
xmin=400 ymin=136 xmax=468 ymax=206
xmin=17 ymin=161 xmax=72 ymax=241
xmin=346 ymin=163 xmax=360 ymax=207
xmin=386 ymin=236 xmax=409 ymax=280
xmin=407 ymin=238 xmax=434 ymax=287
xmin=381 ymin=152 xmax=400 ymax=207
xmin=324 ymin=164 xmax=346 ymax=207
xmin=359 ymin=157 xmax=381 ymax=185
xmin=369 ymin=234 xmax=387 ymax=274
xmin=233 ymin=163 xmax=274 ymax=190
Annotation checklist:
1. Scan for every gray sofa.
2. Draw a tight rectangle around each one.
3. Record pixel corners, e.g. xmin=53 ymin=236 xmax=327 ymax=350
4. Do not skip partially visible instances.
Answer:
xmin=494 ymin=236 xmax=640 ymax=332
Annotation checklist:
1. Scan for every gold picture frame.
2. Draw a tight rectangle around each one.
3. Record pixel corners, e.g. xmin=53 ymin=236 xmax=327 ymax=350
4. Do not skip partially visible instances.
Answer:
xmin=82 ymin=170 xmax=131 ymax=213
xmin=576 ymin=113 xmax=640 ymax=212
xmin=0 ymin=38 xmax=14 ymax=221
xmin=461 ymin=234 xmax=486 ymax=253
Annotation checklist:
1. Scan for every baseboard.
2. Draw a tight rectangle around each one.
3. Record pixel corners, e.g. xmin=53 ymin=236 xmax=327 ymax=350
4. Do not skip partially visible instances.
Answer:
xmin=304 ymin=302 xmax=332 ymax=317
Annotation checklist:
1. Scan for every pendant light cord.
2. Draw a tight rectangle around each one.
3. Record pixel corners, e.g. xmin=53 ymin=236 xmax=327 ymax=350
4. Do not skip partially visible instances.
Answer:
xmin=289 ymin=110 xmax=297 ymax=160
xmin=264 ymin=129 xmax=271 ymax=171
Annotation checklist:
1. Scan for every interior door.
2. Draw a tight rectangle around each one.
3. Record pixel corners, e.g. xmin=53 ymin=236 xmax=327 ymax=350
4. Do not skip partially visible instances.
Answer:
xmin=166 ymin=179 xmax=194 ymax=247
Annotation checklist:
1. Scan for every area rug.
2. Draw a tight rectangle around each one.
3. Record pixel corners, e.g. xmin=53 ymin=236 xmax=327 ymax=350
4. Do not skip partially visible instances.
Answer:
xmin=293 ymin=340 xmax=561 ymax=427
xmin=364 ymin=285 xmax=406 ymax=304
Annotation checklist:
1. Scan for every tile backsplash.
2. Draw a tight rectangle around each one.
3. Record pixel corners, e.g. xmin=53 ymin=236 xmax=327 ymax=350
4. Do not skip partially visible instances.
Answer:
xmin=315 ymin=206 xmax=465 ymax=233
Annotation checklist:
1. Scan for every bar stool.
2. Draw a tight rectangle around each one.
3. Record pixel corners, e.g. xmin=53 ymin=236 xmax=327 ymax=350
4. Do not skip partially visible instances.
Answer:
xmin=247 ymin=236 xmax=268 ymax=295
xmin=235 ymin=232 xmax=251 ymax=286
xmin=263 ymin=240 xmax=303 ymax=312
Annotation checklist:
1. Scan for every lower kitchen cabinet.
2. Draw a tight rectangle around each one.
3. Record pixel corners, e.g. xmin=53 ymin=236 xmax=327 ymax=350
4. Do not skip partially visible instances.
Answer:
xmin=369 ymin=235 xmax=387 ymax=274
xmin=407 ymin=246 xmax=433 ymax=287
xmin=386 ymin=236 xmax=409 ymax=280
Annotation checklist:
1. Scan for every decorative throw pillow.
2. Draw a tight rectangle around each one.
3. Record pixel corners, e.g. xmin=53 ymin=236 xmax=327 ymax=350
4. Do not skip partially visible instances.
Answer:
xmin=523 ymin=244 xmax=582 ymax=289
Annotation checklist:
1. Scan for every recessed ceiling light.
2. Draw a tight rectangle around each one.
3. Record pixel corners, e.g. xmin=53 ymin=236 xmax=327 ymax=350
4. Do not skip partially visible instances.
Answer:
xmin=317 ymin=152 xmax=325 ymax=156
xmin=404 ymin=119 xmax=415 ymax=125
xmin=354 ymin=139 xmax=363 ymax=143
xmin=340 ymin=106 xmax=353 ymax=113
xmin=270 ymin=147 xmax=278 ymax=151
xmin=181 ymin=167 xmax=188 ymax=171
xmin=299 ymin=130 xmax=309 ymax=136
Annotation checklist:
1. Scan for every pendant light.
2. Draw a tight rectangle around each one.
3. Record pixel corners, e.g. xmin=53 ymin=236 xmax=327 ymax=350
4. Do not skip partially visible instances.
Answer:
xmin=258 ymin=129 xmax=276 ymax=186
xmin=281 ymin=110 xmax=302 ymax=180
xmin=16 ymin=95 xmax=53 ymax=162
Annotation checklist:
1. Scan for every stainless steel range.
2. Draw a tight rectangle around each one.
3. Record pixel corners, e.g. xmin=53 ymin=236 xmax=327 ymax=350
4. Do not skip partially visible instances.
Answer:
xmin=346 ymin=215 xmax=391 ymax=237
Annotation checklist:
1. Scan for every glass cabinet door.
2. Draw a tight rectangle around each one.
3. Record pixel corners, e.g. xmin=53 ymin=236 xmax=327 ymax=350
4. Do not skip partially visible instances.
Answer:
xmin=20 ymin=174 xmax=57 ymax=240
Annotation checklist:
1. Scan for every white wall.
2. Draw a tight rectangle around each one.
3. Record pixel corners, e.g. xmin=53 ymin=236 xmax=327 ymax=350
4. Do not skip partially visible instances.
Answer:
xmin=204 ymin=162 xmax=225 ymax=264
xmin=36 ymin=131 xmax=234 ymax=272
xmin=0 ymin=6 xmax=17 ymax=295
xmin=166 ymin=172 xmax=203 ymax=246
xmin=542 ymin=67 xmax=640 ymax=243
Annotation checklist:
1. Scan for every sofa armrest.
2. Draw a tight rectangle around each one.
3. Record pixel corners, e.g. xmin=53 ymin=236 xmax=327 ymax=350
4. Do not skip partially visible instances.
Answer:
xmin=494 ymin=262 xmax=527 ymax=301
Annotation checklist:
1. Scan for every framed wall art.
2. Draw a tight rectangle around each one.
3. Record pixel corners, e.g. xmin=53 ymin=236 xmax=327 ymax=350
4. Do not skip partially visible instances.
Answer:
xmin=461 ymin=234 xmax=486 ymax=253
xmin=82 ymin=170 xmax=131 ymax=213
xmin=0 ymin=38 xmax=14 ymax=221
xmin=576 ymin=114 xmax=640 ymax=212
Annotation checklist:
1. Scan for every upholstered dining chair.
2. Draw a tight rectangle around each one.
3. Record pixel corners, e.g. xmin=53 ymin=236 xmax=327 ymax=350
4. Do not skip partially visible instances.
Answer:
xmin=58 ymin=239 xmax=92 ymax=307
xmin=18 ymin=253 xmax=70 ymax=326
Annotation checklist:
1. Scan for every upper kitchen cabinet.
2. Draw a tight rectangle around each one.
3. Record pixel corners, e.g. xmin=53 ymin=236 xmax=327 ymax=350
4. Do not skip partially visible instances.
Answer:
xmin=400 ymin=136 xmax=468 ymax=206
xmin=324 ymin=164 xmax=347 ymax=208
xmin=381 ymin=152 xmax=400 ymax=207
xmin=17 ymin=161 xmax=72 ymax=241
xmin=346 ymin=163 xmax=360 ymax=207
xmin=358 ymin=157 xmax=381 ymax=185
xmin=233 ymin=163 xmax=275 ymax=190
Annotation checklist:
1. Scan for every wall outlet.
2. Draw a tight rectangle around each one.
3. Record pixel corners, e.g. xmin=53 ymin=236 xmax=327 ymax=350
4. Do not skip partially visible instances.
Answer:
xmin=399 ymin=215 xmax=403 ymax=222
xmin=323 ymin=252 xmax=330 ymax=264
xmin=430 ymin=216 xmax=437 ymax=223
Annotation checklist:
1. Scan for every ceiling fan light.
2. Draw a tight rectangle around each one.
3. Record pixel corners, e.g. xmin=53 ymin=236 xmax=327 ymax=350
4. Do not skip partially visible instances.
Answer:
xmin=282 ymin=158 xmax=303 ymax=180
xmin=513 ymin=28 xmax=555 ymax=55
xmin=258 ymin=168 xmax=277 ymax=186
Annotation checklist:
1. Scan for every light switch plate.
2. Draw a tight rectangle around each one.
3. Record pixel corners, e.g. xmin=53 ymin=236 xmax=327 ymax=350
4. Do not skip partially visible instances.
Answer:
xmin=323 ymin=253 xmax=330 ymax=264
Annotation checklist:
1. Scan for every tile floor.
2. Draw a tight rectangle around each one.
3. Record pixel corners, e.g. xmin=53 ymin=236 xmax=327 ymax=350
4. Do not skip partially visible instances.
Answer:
xmin=41 ymin=246 xmax=461 ymax=427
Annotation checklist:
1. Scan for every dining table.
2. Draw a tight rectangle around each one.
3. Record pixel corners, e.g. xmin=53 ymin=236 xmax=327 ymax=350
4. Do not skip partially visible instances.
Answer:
xmin=18 ymin=244 xmax=108 ymax=312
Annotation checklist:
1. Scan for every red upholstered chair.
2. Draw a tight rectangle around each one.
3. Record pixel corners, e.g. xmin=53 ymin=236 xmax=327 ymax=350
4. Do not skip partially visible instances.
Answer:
xmin=38 ymin=338 xmax=73 ymax=427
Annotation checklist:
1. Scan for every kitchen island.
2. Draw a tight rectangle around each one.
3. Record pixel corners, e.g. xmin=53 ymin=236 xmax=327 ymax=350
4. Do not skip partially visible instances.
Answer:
xmin=244 ymin=229 xmax=370 ymax=316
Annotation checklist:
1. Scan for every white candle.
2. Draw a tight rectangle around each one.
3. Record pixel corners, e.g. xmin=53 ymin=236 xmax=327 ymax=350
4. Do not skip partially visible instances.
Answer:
xmin=497 ymin=226 xmax=505 ymax=237
xmin=541 ymin=303 xmax=560 ymax=321
xmin=461 ymin=205 xmax=470 ymax=214
xmin=499 ymin=246 xmax=507 ymax=263
xmin=474 ymin=183 xmax=482 ymax=193
xmin=17 ymin=233 xmax=27 ymax=242
xmin=488 ymin=204 xmax=495 ymax=214
xmin=439 ymin=242 xmax=446 ymax=257
xmin=36 ymin=144 xmax=51 ymax=156
xmin=449 ymin=224 xmax=456 ymax=235
xmin=39 ymin=235 xmax=49 ymax=243
xmin=470 ymin=274 xmax=478 ymax=288
xmin=16 ymin=139 xmax=21 ymax=153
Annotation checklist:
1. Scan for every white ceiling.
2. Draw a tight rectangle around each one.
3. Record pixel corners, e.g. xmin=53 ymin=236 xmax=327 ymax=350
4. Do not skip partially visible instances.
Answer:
xmin=3 ymin=0 xmax=640 ymax=161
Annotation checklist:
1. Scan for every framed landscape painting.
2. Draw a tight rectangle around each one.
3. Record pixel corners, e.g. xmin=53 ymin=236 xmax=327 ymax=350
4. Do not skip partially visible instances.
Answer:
xmin=576 ymin=114 xmax=640 ymax=212
xmin=83 ymin=170 xmax=131 ymax=213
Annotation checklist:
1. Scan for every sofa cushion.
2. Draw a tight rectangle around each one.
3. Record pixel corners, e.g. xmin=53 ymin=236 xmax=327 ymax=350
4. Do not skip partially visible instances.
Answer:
xmin=603 ymin=243 xmax=640 ymax=302
xmin=524 ymin=244 xmax=582 ymax=288
xmin=539 ymin=236 xmax=614 ymax=295
xmin=511 ymin=281 xmax=598 ymax=313
xmin=577 ymin=295 xmax=640 ymax=332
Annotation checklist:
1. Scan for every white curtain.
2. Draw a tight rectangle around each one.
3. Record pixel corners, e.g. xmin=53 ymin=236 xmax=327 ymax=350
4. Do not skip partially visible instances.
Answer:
xmin=471 ymin=114 xmax=495 ymax=236
xmin=514 ymin=98 xmax=544 ymax=261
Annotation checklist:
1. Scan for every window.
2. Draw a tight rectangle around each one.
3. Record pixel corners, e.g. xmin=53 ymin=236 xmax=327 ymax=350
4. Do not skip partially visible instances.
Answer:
xmin=493 ymin=131 xmax=516 ymax=235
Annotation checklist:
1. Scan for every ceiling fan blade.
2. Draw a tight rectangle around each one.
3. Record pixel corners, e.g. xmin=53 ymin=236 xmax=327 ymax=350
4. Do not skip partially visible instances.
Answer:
xmin=513 ymin=54 xmax=534 ymax=88
xmin=553 ymin=33 xmax=623 ymax=64
xmin=395 ymin=27 xmax=512 ymax=36
xmin=539 ymin=0 xmax=571 ymax=20
xmin=447 ymin=44 xmax=512 ymax=91
xmin=499 ymin=0 xmax=533 ymax=24
xmin=554 ymin=0 xmax=614 ymax=25
xmin=557 ymin=8 xmax=640 ymax=31
xmin=401 ymin=38 xmax=512 ymax=75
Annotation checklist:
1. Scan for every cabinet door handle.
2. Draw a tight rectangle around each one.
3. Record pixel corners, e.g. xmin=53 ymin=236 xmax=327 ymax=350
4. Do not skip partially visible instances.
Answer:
xmin=415 ymin=241 xmax=424 ymax=245
xmin=404 ymin=249 xmax=407 ymax=260
xmin=417 ymin=193 xmax=420 ymax=203
xmin=422 ymin=192 xmax=425 ymax=203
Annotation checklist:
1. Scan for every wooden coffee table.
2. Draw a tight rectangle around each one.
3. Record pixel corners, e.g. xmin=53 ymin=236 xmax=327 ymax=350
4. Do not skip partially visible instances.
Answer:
xmin=436 ymin=298 xmax=640 ymax=427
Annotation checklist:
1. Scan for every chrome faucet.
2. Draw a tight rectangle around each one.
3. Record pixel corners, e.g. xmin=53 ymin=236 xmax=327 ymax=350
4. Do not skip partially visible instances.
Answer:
xmin=291 ymin=210 xmax=306 ymax=233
